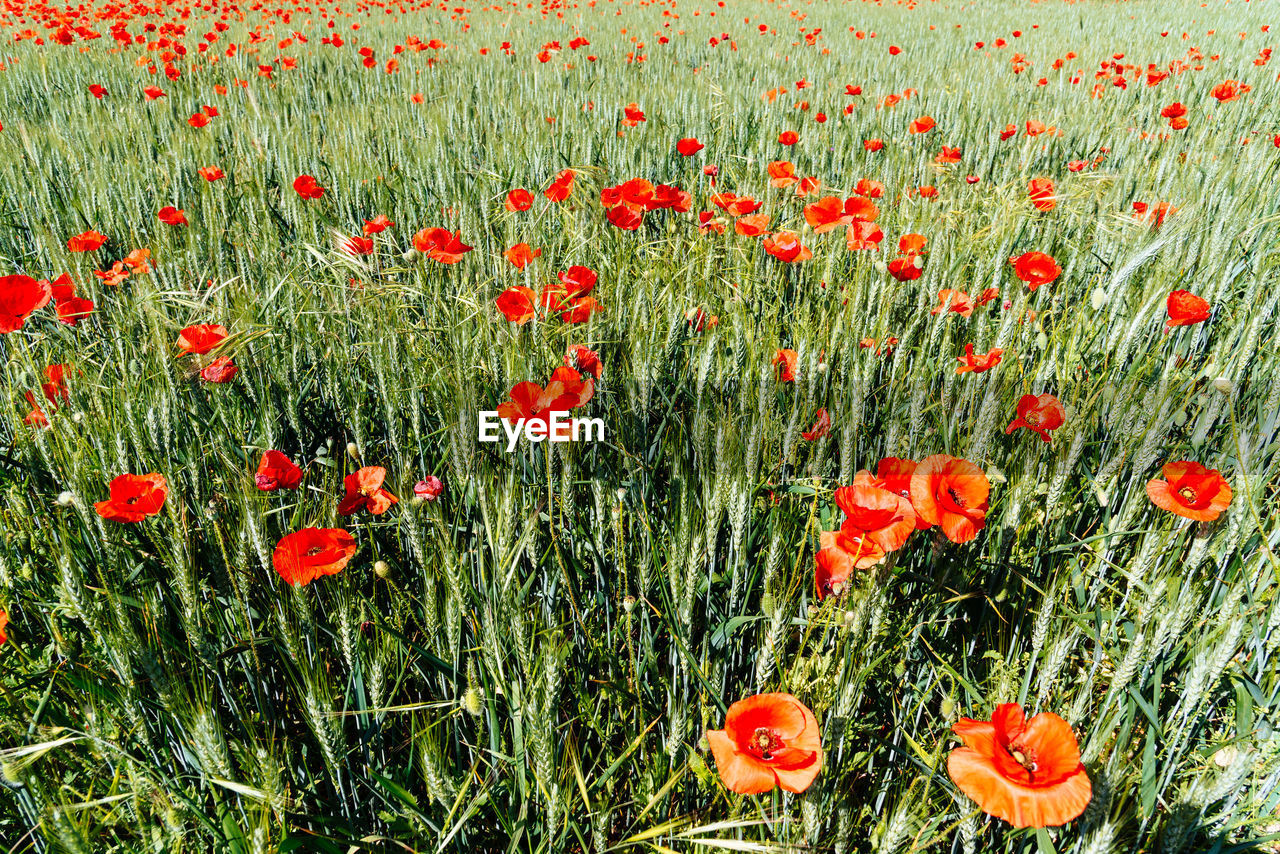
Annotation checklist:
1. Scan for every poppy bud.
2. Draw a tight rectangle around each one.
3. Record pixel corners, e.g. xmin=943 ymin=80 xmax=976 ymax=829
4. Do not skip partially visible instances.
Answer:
xmin=56 ymin=491 xmax=75 ymax=506
xmin=346 ymin=442 xmax=360 ymax=460
xmin=615 ymin=488 xmax=627 ymax=501
xmin=374 ymin=560 xmax=391 ymax=578
xmin=1213 ymin=377 xmax=1233 ymax=394
xmin=414 ymin=476 xmax=443 ymax=501
xmin=402 ymin=248 xmax=421 ymax=262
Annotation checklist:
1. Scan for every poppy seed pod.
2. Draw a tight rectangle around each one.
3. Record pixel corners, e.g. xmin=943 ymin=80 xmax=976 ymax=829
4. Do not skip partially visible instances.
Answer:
xmin=346 ymin=442 xmax=360 ymax=460
xmin=1213 ymin=377 xmax=1233 ymax=394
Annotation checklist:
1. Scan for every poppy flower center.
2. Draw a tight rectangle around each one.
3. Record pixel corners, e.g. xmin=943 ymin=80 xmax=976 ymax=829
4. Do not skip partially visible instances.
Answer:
xmin=1024 ymin=411 xmax=1043 ymax=426
xmin=751 ymin=727 xmax=784 ymax=760
xmin=947 ymin=487 xmax=966 ymax=508
xmin=1008 ymin=742 xmax=1039 ymax=774
xmin=1177 ymin=486 xmax=1197 ymax=503
xmin=305 ymin=546 xmax=325 ymax=557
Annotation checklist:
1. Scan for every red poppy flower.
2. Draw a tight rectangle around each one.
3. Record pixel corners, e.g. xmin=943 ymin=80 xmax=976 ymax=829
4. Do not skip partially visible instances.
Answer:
xmin=200 ymin=357 xmax=238 ymax=383
xmin=1146 ymin=461 xmax=1232 ymax=521
xmin=503 ymin=243 xmax=540 ymax=270
xmin=871 ymin=458 xmax=931 ymax=530
xmin=199 ymin=166 xmax=225 ymax=182
xmin=855 ymin=178 xmax=885 ymax=199
xmin=143 ymin=85 xmax=166 ymax=100
xmin=1005 ymin=394 xmax=1065 ymax=442
xmin=544 ymin=169 xmax=575 ymax=202
xmin=909 ymin=454 xmax=990 ymax=543
xmin=947 ymin=704 xmax=1091 ymax=828
xmin=188 ymin=112 xmax=211 ymax=128
xmin=935 ymin=145 xmax=962 ymax=165
xmin=343 ymin=236 xmax=374 ymax=255
xmin=956 ymin=343 xmax=1004 ymax=374
xmin=1028 ymin=178 xmax=1056 ymax=212
xmin=505 ymin=188 xmax=534 ymax=211
xmin=0 ymin=610 xmax=7 ymax=644
xmin=650 ymin=184 xmax=692 ymax=212
xmin=293 ymin=175 xmax=325 ymax=199
xmin=705 ymin=693 xmax=822 ymax=794
xmin=272 ymin=527 xmax=357 ymax=586
xmin=846 ymin=220 xmax=885 ymax=251
xmin=710 ymin=192 xmax=762 ymax=217
xmin=1012 ymin=252 xmax=1061 ymax=291
xmin=778 ymin=130 xmax=799 ymax=146
xmin=414 ymin=476 xmax=444 ymax=501
xmin=760 ymin=231 xmax=810 ymax=263
xmin=256 ymin=450 xmax=304 ymax=491
xmin=676 ymin=137 xmax=704 ymax=156
xmin=1211 ymin=79 xmax=1250 ymax=102
xmin=565 ymin=344 xmax=603 ymax=378
xmin=909 ymin=115 xmax=936 ymax=134
xmin=835 ymin=477 xmax=918 ymax=552
xmin=556 ymin=266 xmax=598 ymax=299
xmin=413 ymin=228 xmax=472 ymax=264
xmin=67 ymin=230 xmax=108 ymax=252
xmin=621 ymin=102 xmax=646 ymax=126
xmin=338 ymin=466 xmax=399 ymax=515
xmin=932 ymin=289 xmax=974 ymax=318
xmin=176 ymin=324 xmax=229 ymax=355
xmin=496 ymin=286 xmax=538 ymax=324
xmin=497 ymin=367 xmax=594 ymax=427
xmin=772 ymin=348 xmax=798 ymax=381
xmin=94 ymin=473 xmax=168 ymax=523
xmin=158 ymin=206 xmax=188 ymax=226
xmin=864 ymin=138 xmax=885 ymax=151
xmin=1165 ymin=290 xmax=1210 ymax=331
xmin=606 ymin=205 xmax=644 ymax=230
xmin=89 ymin=84 xmax=108 ymax=99
xmin=734 ymin=213 xmax=770 ymax=237
xmin=0 ymin=275 xmax=52 ymax=333
xmin=363 ymin=215 xmax=395 ymax=235
xmin=802 ymin=408 xmax=830 ymax=441
xmin=561 ymin=297 xmax=603 ymax=324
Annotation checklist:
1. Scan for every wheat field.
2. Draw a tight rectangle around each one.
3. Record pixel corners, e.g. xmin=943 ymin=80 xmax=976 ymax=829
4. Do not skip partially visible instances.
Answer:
xmin=1 ymin=0 xmax=1279 ymax=850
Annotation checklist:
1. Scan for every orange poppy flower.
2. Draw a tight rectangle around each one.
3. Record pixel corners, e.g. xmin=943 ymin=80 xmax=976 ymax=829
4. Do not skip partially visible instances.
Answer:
xmin=1164 ymin=290 xmax=1210 ymax=331
xmin=710 ymin=192 xmax=762 ymax=217
xmin=338 ymin=466 xmax=398 ymax=516
xmin=0 ymin=609 xmax=7 ymax=645
xmin=199 ymin=166 xmax=224 ymax=182
xmin=1028 ymin=178 xmax=1056 ymax=211
xmin=413 ymin=228 xmax=472 ymax=264
xmin=504 ymin=243 xmax=541 ymax=269
xmin=834 ymin=477 xmax=918 ymax=552
xmin=1012 ymin=252 xmax=1061 ymax=291
xmin=176 ymin=324 xmax=229 ymax=355
xmin=734 ymin=213 xmax=770 ymax=237
xmin=272 ymin=527 xmax=357 ymax=586
xmin=705 ymin=693 xmax=822 ymax=794
xmin=94 ymin=473 xmax=168 ymax=523
xmin=762 ymin=231 xmax=812 ymax=263
xmin=909 ymin=454 xmax=989 ymax=543
xmin=767 ymin=160 xmax=799 ymax=188
xmin=871 ymin=458 xmax=931 ymax=530
xmin=255 ymin=450 xmax=303 ymax=491
xmin=947 ymin=703 xmax=1091 ymax=828
xmin=935 ymin=145 xmax=962 ymax=164
xmin=1005 ymin=394 xmax=1065 ymax=442
xmin=67 ymin=230 xmax=108 ymax=252
xmin=1146 ymin=461 xmax=1232 ymax=521
xmin=0 ymin=275 xmax=53 ymax=333
xmin=772 ymin=348 xmax=798 ymax=381
xmin=956 ymin=343 xmax=1004 ymax=374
